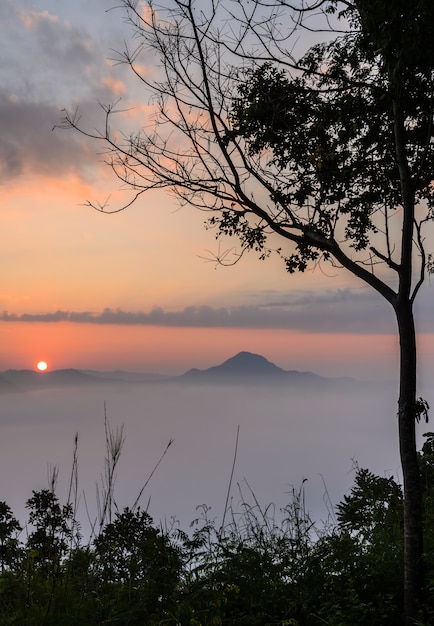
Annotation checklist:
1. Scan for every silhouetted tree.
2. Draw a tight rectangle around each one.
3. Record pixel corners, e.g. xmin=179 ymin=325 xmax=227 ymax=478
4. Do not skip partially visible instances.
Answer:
xmin=60 ymin=1 xmax=434 ymax=619
xmin=26 ymin=489 xmax=74 ymax=577
xmin=0 ymin=502 xmax=21 ymax=574
xmin=93 ymin=507 xmax=182 ymax=622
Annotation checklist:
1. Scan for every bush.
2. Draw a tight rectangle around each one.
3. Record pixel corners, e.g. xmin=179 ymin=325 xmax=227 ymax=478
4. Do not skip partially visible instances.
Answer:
xmin=2 ymin=435 xmax=434 ymax=624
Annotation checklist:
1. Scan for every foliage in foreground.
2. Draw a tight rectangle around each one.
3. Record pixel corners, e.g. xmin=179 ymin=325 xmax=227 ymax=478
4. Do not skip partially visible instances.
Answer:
xmin=1 ymin=434 xmax=434 ymax=625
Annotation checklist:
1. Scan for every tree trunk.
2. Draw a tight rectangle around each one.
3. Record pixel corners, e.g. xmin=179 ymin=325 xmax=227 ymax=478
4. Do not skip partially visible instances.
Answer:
xmin=395 ymin=300 xmax=424 ymax=621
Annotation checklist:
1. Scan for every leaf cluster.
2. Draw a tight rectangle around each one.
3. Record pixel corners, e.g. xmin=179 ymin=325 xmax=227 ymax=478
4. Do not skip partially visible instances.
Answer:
xmin=60 ymin=0 xmax=434 ymax=290
xmin=212 ymin=0 xmax=434 ymax=276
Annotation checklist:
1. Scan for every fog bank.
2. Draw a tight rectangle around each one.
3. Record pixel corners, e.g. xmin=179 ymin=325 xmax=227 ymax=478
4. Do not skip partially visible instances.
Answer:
xmin=1 ymin=379 xmax=431 ymax=535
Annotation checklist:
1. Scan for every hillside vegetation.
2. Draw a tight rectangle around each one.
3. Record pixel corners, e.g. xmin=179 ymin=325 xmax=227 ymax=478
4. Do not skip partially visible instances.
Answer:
xmin=1 ymin=432 xmax=434 ymax=625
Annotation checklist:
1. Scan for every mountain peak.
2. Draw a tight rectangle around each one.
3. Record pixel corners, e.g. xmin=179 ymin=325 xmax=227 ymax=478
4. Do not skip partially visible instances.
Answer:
xmin=182 ymin=351 xmax=287 ymax=383
xmin=180 ymin=351 xmax=340 ymax=387
xmin=215 ymin=351 xmax=284 ymax=374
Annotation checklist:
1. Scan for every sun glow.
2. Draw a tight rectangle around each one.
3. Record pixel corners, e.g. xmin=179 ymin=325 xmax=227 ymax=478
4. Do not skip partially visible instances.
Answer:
xmin=36 ymin=361 xmax=48 ymax=371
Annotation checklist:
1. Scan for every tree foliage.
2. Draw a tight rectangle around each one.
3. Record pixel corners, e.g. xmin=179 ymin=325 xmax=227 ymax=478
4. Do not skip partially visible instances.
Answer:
xmin=59 ymin=0 xmax=434 ymax=288
xmin=0 ymin=502 xmax=21 ymax=574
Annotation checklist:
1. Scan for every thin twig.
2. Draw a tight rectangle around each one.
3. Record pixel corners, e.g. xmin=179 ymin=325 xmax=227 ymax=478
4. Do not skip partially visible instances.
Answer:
xmin=132 ymin=438 xmax=174 ymax=511
xmin=220 ymin=425 xmax=240 ymax=533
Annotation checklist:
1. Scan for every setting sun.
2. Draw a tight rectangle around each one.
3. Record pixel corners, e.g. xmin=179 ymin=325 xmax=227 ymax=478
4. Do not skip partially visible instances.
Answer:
xmin=36 ymin=361 xmax=48 ymax=372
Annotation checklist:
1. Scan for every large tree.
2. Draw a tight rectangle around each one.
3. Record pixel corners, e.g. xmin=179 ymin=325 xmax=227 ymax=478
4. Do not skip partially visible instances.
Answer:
xmin=60 ymin=0 xmax=434 ymax=620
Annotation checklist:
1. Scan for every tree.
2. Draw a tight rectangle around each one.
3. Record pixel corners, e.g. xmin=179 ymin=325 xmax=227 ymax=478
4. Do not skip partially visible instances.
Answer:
xmin=304 ymin=467 xmax=404 ymax=623
xmin=60 ymin=0 xmax=434 ymax=620
xmin=26 ymin=489 xmax=74 ymax=578
xmin=92 ymin=507 xmax=182 ymax=622
xmin=23 ymin=489 xmax=76 ymax=620
xmin=0 ymin=502 xmax=21 ymax=575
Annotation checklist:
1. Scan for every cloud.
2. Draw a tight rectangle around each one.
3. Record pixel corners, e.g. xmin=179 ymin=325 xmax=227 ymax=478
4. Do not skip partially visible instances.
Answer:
xmin=0 ymin=3 xmax=120 ymax=184
xmin=0 ymin=3 xmax=156 ymax=186
xmin=1 ymin=4 xmax=99 ymax=102
xmin=1 ymin=287 xmax=432 ymax=333
xmin=0 ymin=91 xmax=100 ymax=183
xmin=18 ymin=8 xmax=58 ymax=30
xmin=100 ymin=76 xmax=127 ymax=96
xmin=18 ymin=7 xmax=96 ymax=83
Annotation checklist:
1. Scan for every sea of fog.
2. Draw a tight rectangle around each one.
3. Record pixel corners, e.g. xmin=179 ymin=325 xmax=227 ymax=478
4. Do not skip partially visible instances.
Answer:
xmin=1 ymin=379 xmax=432 ymax=537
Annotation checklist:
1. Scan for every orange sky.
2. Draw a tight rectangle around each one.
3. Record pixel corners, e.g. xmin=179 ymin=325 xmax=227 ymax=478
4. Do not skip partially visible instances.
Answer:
xmin=0 ymin=1 xmax=433 ymax=384
xmin=2 ymin=317 xmax=434 ymax=385
xmin=1 ymin=1 xmax=434 ymax=540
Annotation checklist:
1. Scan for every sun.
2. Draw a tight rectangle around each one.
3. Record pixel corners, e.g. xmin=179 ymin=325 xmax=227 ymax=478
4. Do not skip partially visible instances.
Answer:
xmin=36 ymin=361 xmax=48 ymax=372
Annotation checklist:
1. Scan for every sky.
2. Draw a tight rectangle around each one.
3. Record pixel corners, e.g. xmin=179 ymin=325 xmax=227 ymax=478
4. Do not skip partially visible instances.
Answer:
xmin=1 ymin=0 xmax=434 ymax=537
xmin=0 ymin=0 xmax=433 ymax=384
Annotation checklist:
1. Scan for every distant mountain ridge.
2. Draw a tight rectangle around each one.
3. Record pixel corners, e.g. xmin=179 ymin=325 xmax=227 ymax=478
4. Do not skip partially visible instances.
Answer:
xmin=189 ymin=352 xmax=284 ymax=375
xmin=0 ymin=352 xmax=357 ymax=391
xmin=182 ymin=351 xmax=333 ymax=386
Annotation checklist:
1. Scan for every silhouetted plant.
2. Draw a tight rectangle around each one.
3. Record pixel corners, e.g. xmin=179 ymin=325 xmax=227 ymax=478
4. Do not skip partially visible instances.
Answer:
xmin=92 ymin=507 xmax=182 ymax=623
xmin=294 ymin=467 xmax=405 ymax=624
xmin=95 ymin=407 xmax=125 ymax=533
xmin=0 ymin=502 xmax=21 ymax=574
xmin=25 ymin=489 xmax=74 ymax=577
xmin=4 ymin=425 xmax=434 ymax=624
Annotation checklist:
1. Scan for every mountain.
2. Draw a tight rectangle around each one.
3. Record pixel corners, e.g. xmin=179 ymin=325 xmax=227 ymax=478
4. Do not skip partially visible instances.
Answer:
xmin=0 ymin=373 xmax=17 ymax=392
xmin=1 ymin=369 xmax=115 ymax=390
xmin=0 ymin=352 xmax=357 ymax=391
xmin=182 ymin=351 xmax=334 ymax=386
xmin=0 ymin=369 xmax=130 ymax=392
xmin=81 ymin=370 xmax=170 ymax=383
xmin=0 ymin=368 xmax=170 ymax=391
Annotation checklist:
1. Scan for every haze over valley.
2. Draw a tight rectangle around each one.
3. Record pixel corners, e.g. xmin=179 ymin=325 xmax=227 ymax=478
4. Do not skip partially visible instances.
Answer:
xmin=1 ymin=352 xmax=424 ymax=536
